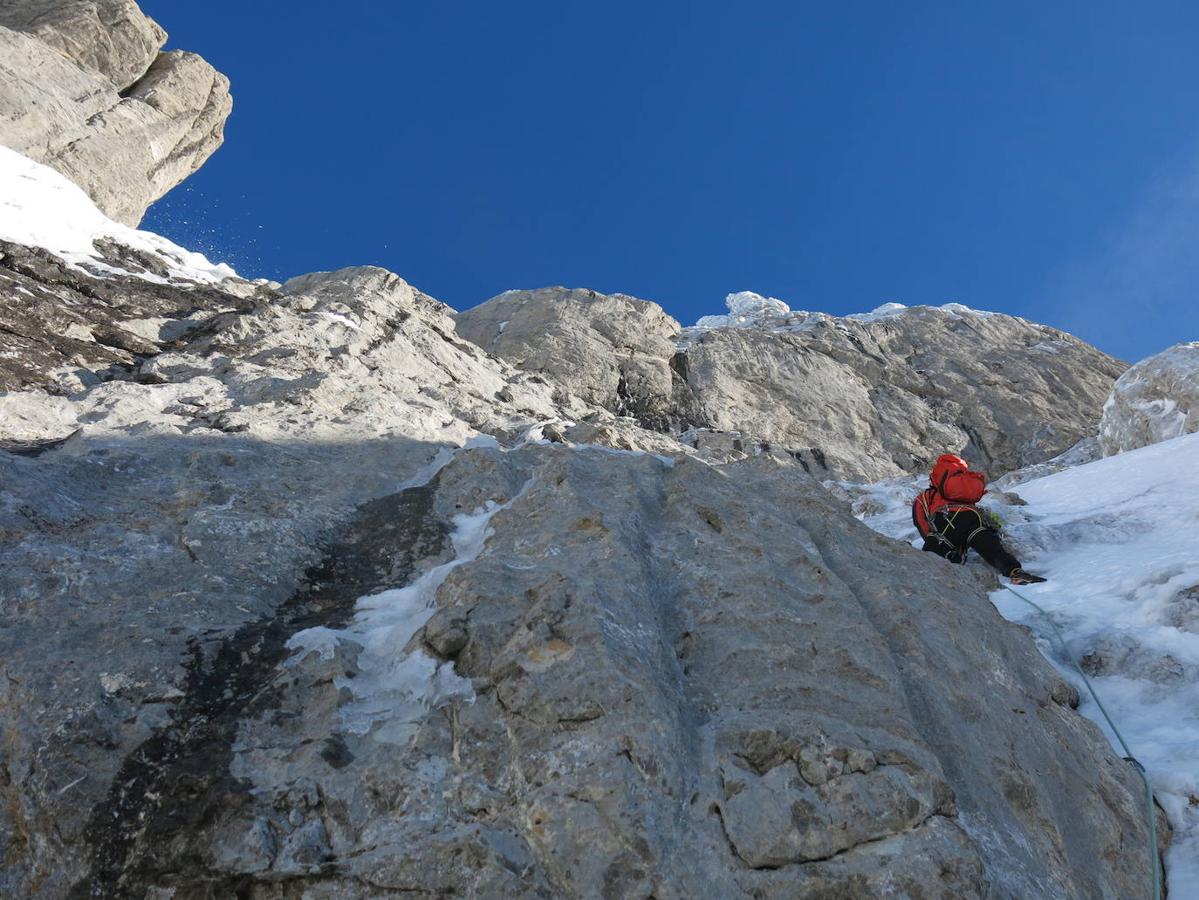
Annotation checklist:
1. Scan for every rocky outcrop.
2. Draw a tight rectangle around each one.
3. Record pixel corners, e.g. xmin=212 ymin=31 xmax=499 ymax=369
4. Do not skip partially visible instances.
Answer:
xmin=1099 ymin=341 xmax=1199 ymax=455
xmin=0 ymin=225 xmax=1164 ymax=895
xmin=0 ymin=1 xmax=231 ymax=225
xmin=456 ymin=287 xmax=700 ymax=429
xmin=0 ymin=239 xmax=260 ymax=393
xmin=459 ymin=291 xmax=1127 ymax=480
xmin=0 ymin=0 xmax=165 ymax=88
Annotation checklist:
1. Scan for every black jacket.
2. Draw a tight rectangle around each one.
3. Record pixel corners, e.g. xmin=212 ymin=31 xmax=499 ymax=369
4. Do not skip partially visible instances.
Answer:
xmin=921 ymin=505 xmax=1021 ymax=576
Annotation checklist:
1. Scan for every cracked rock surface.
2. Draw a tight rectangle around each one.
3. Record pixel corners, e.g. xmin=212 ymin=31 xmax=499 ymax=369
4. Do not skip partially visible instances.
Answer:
xmin=0 ymin=244 xmax=1161 ymax=897
xmin=0 ymin=0 xmax=231 ymax=225
xmin=460 ymin=289 xmax=1126 ymax=480
xmin=0 ymin=5 xmax=1165 ymax=891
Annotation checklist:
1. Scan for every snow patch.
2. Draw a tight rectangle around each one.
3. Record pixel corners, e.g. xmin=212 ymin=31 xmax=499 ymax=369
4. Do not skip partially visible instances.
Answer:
xmin=0 ymin=145 xmax=236 ymax=285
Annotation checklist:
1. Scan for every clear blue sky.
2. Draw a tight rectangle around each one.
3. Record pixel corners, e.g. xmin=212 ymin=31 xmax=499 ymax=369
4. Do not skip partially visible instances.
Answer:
xmin=140 ymin=1 xmax=1199 ymax=363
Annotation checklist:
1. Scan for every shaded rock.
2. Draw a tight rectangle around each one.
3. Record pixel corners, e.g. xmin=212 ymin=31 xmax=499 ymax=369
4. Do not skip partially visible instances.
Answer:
xmin=1099 ymin=341 xmax=1199 ymax=456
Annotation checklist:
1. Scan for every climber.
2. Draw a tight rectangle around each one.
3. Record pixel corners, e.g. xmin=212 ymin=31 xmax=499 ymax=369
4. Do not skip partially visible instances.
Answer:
xmin=912 ymin=453 xmax=1046 ymax=585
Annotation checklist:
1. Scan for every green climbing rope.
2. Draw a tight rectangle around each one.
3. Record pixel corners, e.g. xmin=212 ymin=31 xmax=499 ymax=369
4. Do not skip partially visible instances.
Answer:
xmin=1002 ymin=584 xmax=1162 ymax=900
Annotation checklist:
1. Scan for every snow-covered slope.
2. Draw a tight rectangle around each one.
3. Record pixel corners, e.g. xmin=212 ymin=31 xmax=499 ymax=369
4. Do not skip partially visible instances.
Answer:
xmin=850 ymin=433 xmax=1199 ymax=895
xmin=0 ymin=145 xmax=235 ymax=283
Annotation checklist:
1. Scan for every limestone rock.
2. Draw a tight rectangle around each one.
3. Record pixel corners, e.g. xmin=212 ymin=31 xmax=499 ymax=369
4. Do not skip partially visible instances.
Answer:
xmin=0 ymin=432 xmax=1160 ymax=897
xmin=460 ymin=291 xmax=1126 ymax=480
xmin=0 ymin=165 xmax=1163 ymax=897
xmin=0 ymin=0 xmax=166 ymax=89
xmin=0 ymin=239 xmax=262 ymax=393
xmin=1098 ymin=341 xmax=1199 ymax=455
xmin=0 ymin=1 xmax=231 ymax=225
xmin=456 ymin=287 xmax=699 ymax=429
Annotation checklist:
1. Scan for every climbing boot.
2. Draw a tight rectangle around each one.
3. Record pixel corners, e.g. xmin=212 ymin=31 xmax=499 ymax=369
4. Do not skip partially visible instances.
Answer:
xmin=1008 ymin=568 xmax=1046 ymax=585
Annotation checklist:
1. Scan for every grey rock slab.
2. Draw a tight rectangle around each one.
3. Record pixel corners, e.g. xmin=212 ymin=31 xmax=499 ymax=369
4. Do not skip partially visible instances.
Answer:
xmin=47 ymin=444 xmax=1154 ymax=898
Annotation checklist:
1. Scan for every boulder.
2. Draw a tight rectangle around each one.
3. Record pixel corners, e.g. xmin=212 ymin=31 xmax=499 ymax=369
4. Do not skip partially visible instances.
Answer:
xmin=1099 ymin=341 xmax=1199 ymax=455
xmin=0 ymin=1 xmax=231 ymax=225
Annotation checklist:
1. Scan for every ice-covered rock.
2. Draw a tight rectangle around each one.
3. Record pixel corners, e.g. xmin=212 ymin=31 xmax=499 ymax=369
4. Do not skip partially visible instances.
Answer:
xmin=0 ymin=0 xmax=231 ymax=225
xmin=1099 ymin=341 xmax=1199 ymax=456
xmin=1 ymin=428 xmax=1163 ymax=898
xmin=850 ymin=434 xmax=1199 ymax=896
xmin=693 ymin=290 xmax=794 ymax=328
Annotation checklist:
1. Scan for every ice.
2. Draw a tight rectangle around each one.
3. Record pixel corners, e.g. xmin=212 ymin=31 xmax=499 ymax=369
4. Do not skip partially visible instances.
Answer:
xmin=847 ymin=433 xmax=1199 ymax=895
xmin=0 ymin=145 xmax=236 ymax=284
xmin=688 ymin=292 xmax=1002 ymax=333
xmin=694 ymin=291 xmax=793 ymax=328
xmin=844 ymin=302 xmax=908 ymax=322
xmin=287 ymin=441 xmax=534 ymax=744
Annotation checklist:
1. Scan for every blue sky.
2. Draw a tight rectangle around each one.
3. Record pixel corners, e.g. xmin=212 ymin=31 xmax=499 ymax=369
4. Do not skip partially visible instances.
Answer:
xmin=140 ymin=1 xmax=1199 ymax=363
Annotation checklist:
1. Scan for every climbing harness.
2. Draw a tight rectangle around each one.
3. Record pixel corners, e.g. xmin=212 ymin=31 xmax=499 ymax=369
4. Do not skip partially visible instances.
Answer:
xmin=1002 ymin=584 xmax=1162 ymax=900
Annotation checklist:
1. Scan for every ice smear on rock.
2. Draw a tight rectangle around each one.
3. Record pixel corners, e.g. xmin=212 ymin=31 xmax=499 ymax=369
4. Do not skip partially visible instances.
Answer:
xmin=848 ymin=432 xmax=1199 ymax=896
xmin=287 ymin=459 xmax=531 ymax=744
xmin=0 ymin=145 xmax=236 ymax=284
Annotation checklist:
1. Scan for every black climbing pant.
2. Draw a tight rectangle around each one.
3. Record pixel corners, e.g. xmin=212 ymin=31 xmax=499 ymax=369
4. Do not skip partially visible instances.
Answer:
xmin=922 ymin=506 xmax=1021 ymax=576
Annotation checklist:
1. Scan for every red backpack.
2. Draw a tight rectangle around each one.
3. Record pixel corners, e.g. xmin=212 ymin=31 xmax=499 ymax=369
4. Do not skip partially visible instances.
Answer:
xmin=912 ymin=454 xmax=986 ymax=537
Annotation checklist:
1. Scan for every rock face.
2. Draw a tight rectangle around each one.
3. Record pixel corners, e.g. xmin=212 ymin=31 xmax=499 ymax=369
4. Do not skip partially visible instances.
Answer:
xmin=0 ymin=0 xmax=166 ymax=88
xmin=0 ymin=238 xmax=255 ymax=393
xmin=1098 ymin=341 xmax=1199 ymax=455
xmin=460 ymin=291 xmax=1126 ymax=480
xmin=0 ymin=222 xmax=1163 ymax=896
xmin=0 ymin=0 xmax=231 ymax=225
xmin=456 ymin=287 xmax=698 ymax=429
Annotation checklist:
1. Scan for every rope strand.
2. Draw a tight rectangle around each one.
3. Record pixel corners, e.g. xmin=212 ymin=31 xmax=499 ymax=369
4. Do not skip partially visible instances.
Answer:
xmin=1002 ymin=584 xmax=1161 ymax=900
